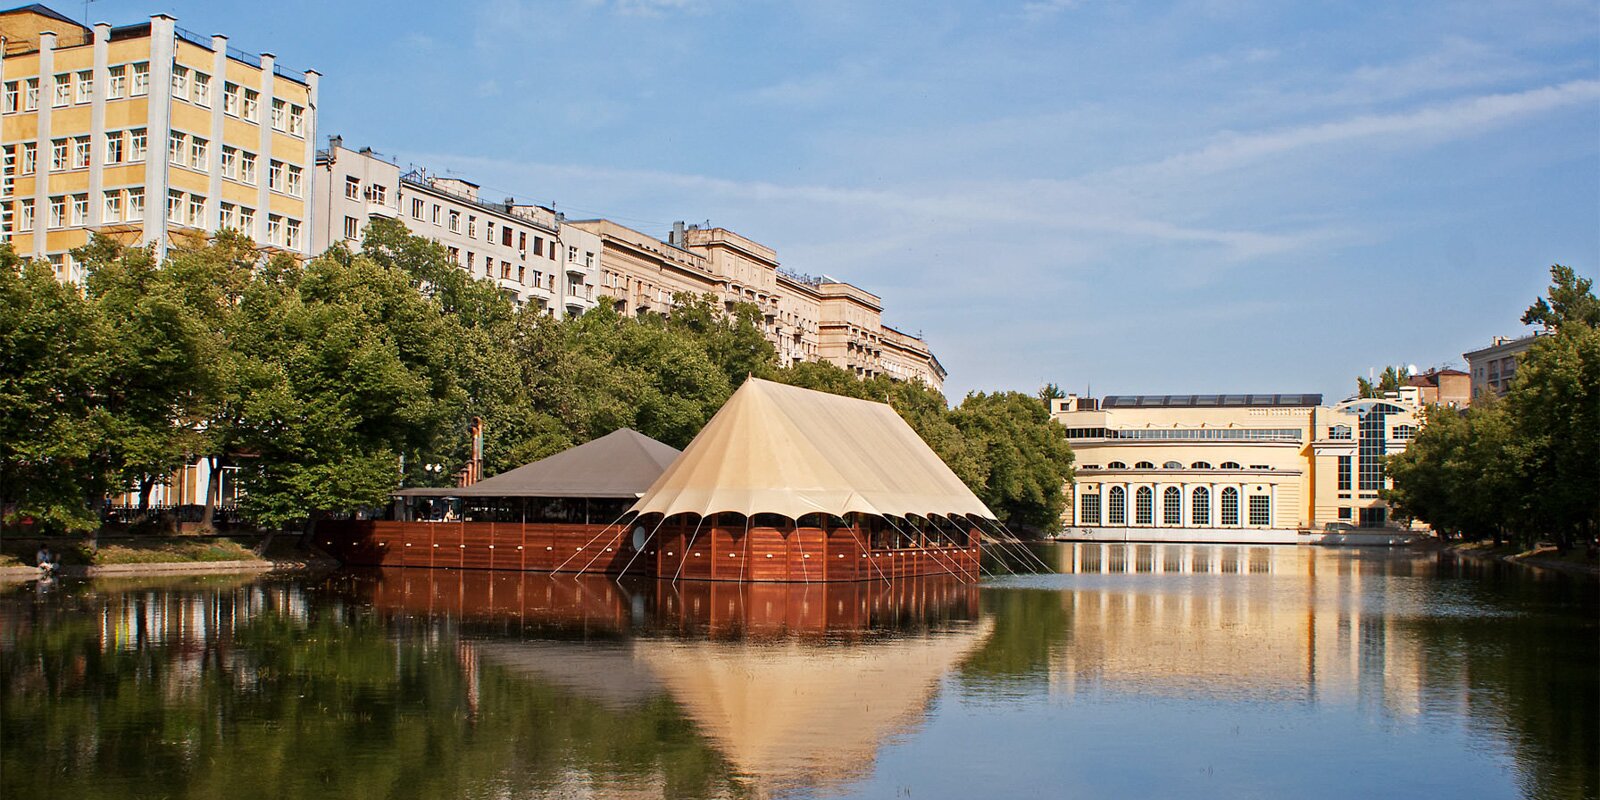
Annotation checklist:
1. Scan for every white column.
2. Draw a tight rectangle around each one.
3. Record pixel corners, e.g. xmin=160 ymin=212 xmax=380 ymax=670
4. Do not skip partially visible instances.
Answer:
xmin=32 ymin=31 xmax=54 ymax=260
xmin=143 ymin=15 xmax=176 ymax=257
xmin=205 ymin=34 xmax=226 ymax=232
xmin=301 ymin=69 xmax=319 ymax=256
xmin=254 ymin=53 xmax=275 ymax=244
xmin=87 ymin=23 xmax=109 ymax=228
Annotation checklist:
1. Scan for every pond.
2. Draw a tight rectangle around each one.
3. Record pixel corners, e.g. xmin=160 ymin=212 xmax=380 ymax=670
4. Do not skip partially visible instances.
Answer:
xmin=1 ymin=544 xmax=1594 ymax=799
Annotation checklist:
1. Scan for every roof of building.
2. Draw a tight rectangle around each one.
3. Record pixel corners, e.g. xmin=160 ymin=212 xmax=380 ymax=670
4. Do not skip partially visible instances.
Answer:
xmin=1 ymin=3 xmax=86 ymax=28
xmin=397 ymin=428 xmax=680 ymax=499
xmin=1463 ymin=333 xmax=1541 ymax=359
xmin=630 ymin=378 xmax=994 ymax=520
xmin=1100 ymin=393 xmax=1322 ymax=409
xmin=1404 ymin=368 xmax=1468 ymax=387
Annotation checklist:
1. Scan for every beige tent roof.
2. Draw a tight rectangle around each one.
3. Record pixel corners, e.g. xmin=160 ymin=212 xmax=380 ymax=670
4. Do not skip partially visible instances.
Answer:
xmin=629 ymin=378 xmax=994 ymax=520
xmin=397 ymin=428 xmax=680 ymax=498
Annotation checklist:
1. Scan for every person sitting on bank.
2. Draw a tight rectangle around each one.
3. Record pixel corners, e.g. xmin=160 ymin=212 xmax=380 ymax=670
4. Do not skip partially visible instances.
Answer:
xmin=35 ymin=545 xmax=57 ymax=574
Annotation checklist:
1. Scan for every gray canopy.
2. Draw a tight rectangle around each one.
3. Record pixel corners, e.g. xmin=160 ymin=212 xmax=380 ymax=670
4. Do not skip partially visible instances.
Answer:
xmin=396 ymin=429 xmax=681 ymax=499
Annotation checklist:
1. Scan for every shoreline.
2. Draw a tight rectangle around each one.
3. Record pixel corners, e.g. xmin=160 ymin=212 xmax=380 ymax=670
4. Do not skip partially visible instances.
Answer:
xmin=1442 ymin=541 xmax=1600 ymax=577
xmin=0 ymin=554 xmax=338 ymax=582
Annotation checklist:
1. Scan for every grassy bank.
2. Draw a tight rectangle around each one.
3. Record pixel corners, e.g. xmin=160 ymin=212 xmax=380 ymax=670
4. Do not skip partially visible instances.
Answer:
xmin=1450 ymin=540 xmax=1599 ymax=575
xmin=1 ymin=535 xmax=267 ymax=567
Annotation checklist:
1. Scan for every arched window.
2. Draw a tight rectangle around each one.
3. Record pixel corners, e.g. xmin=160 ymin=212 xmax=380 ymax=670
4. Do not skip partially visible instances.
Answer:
xmin=1394 ymin=424 xmax=1416 ymax=440
xmin=1108 ymin=486 xmax=1126 ymax=525
xmin=1221 ymin=487 xmax=1239 ymax=526
xmin=1220 ymin=461 xmax=1242 ymax=470
xmin=1328 ymin=425 xmax=1352 ymax=440
xmin=1191 ymin=487 xmax=1210 ymax=526
xmin=1134 ymin=461 xmax=1156 ymax=470
xmin=1107 ymin=461 xmax=1128 ymax=470
xmin=1135 ymin=486 xmax=1154 ymax=525
xmin=1163 ymin=461 xmax=1183 ymax=470
xmin=1190 ymin=461 xmax=1213 ymax=470
xmin=1162 ymin=486 xmax=1182 ymax=525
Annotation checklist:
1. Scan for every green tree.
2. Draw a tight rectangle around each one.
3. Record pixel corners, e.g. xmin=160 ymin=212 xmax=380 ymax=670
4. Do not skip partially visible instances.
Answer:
xmin=1501 ymin=312 xmax=1599 ymax=552
xmin=950 ymin=391 xmax=1075 ymax=534
xmin=1521 ymin=264 xmax=1600 ymax=331
xmin=0 ymin=247 xmax=113 ymax=530
xmin=229 ymin=248 xmax=459 ymax=529
xmin=1357 ymin=365 xmax=1410 ymax=398
xmin=74 ymin=237 xmax=216 ymax=513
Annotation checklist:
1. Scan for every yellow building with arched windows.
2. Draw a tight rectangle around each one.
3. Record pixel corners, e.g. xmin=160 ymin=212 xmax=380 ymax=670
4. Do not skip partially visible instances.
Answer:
xmin=1050 ymin=389 xmax=1427 ymax=544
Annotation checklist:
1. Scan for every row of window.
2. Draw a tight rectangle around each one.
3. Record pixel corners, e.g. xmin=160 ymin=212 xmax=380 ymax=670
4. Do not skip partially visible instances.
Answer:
xmin=405 ymin=193 xmax=558 ymax=259
xmin=3 ymin=63 xmax=152 ymax=113
xmin=0 ymin=130 xmax=296 ymax=196
xmin=2 ymin=63 xmax=306 ymax=136
xmin=9 ymin=190 xmax=296 ymax=247
xmin=1064 ymin=427 xmax=1303 ymax=442
xmin=1086 ymin=460 xmax=1265 ymax=471
xmin=12 ymin=189 xmax=146 ymax=231
xmin=1327 ymin=423 xmax=1412 ymax=440
xmin=1081 ymin=486 xmax=1271 ymax=527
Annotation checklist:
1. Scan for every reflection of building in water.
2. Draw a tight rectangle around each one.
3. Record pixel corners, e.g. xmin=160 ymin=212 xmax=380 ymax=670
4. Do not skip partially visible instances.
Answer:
xmin=477 ymin=618 xmax=992 ymax=796
xmin=348 ymin=567 xmax=990 ymax=795
xmin=356 ymin=567 xmax=982 ymax=639
xmin=1044 ymin=543 xmax=1427 ymax=719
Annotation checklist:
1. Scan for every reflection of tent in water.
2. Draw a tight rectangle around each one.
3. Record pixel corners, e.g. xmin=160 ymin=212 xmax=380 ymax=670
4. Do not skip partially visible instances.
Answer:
xmin=476 ymin=619 xmax=993 ymax=794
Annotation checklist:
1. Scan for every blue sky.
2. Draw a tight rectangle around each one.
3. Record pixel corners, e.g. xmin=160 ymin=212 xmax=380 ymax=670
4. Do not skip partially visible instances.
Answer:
xmin=120 ymin=0 xmax=1597 ymax=399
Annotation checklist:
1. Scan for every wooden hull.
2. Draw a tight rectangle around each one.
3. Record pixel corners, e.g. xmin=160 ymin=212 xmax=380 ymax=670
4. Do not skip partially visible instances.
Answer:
xmin=318 ymin=519 xmax=981 ymax=582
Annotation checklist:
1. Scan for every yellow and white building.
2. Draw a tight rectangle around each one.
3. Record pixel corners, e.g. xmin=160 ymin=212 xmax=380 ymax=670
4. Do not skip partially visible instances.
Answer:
xmin=0 ymin=5 xmax=318 ymax=277
xmin=1052 ymin=389 xmax=1427 ymax=543
xmin=572 ymin=218 xmax=947 ymax=389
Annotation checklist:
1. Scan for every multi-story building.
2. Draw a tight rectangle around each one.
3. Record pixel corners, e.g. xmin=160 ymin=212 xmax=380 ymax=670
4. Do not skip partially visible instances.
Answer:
xmin=1463 ymin=334 xmax=1541 ymax=399
xmin=1403 ymin=367 xmax=1470 ymax=407
xmin=1051 ymin=388 xmax=1426 ymax=542
xmin=0 ymin=5 xmax=319 ymax=277
xmin=311 ymin=139 xmax=598 ymax=315
xmin=570 ymin=217 xmax=945 ymax=389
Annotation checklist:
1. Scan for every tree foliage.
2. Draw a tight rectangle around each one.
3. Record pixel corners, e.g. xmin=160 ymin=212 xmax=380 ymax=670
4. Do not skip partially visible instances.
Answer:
xmin=1 ymin=221 xmax=1075 ymax=534
xmin=1387 ymin=265 xmax=1598 ymax=551
xmin=1357 ymin=365 xmax=1411 ymax=398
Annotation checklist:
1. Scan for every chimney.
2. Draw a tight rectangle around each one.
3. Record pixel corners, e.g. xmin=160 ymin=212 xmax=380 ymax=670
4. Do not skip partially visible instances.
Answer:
xmin=670 ymin=220 xmax=686 ymax=246
xmin=329 ymin=134 xmax=343 ymax=152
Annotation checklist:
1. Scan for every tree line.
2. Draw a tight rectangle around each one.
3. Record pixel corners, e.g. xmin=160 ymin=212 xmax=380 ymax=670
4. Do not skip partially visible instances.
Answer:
xmin=1385 ymin=266 xmax=1599 ymax=552
xmin=1 ymin=219 xmax=1073 ymax=536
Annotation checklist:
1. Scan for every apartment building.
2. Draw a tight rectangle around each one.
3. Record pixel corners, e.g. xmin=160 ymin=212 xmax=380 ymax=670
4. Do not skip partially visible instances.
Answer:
xmin=1463 ymin=334 xmax=1541 ymax=399
xmin=1404 ymin=367 xmax=1470 ymax=407
xmin=0 ymin=5 xmax=318 ymax=277
xmin=311 ymin=140 xmax=598 ymax=316
xmin=1051 ymin=388 xmax=1426 ymax=542
xmin=570 ymin=217 xmax=946 ymax=389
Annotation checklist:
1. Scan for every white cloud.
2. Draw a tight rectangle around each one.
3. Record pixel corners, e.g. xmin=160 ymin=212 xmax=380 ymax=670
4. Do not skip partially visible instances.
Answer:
xmin=584 ymin=0 xmax=704 ymax=17
xmin=1120 ymin=79 xmax=1600 ymax=179
xmin=1021 ymin=0 xmax=1079 ymax=22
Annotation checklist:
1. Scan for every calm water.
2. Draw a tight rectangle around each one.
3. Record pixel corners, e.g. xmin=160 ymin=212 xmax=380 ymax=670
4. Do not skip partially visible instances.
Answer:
xmin=2 ymin=544 xmax=1595 ymax=800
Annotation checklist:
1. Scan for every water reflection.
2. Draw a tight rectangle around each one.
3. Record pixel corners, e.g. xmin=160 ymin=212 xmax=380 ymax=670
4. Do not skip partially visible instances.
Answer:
xmin=1 ymin=545 xmax=1594 ymax=800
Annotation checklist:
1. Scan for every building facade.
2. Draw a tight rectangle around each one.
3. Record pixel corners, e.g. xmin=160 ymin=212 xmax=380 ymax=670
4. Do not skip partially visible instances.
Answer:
xmin=571 ymin=218 xmax=946 ymax=389
xmin=1052 ymin=389 xmax=1426 ymax=542
xmin=1404 ymin=367 xmax=1470 ymax=407
xmin=0 ymin=5 xmax=319 ymax=277
xmin=310 ymin=140 xmax=598 ymax=316
xmin=1463 ymin=334 xmax=1541 ymax=399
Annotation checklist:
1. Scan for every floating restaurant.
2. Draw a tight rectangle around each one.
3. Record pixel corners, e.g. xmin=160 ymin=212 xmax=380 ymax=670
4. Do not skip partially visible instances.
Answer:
xmin=321 ymin=378 xmax=990 ymax=581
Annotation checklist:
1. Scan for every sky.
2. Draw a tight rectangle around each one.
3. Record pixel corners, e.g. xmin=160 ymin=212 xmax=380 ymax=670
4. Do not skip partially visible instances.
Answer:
xmin=108 ymin=0 xmax=1599 ymax=399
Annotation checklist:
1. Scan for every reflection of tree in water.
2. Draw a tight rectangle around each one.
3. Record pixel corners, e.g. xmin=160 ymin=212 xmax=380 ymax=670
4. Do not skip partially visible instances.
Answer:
xmin=1409 ymin=556 xmax=1597 ymax=800
xmin=0 ymin=579 xmax=750 ymax=800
